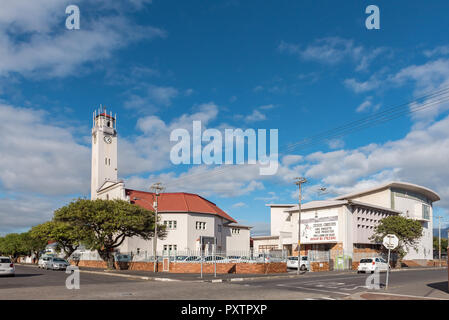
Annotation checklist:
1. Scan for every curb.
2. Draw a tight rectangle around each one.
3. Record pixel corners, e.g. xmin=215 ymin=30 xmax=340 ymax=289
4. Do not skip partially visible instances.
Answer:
xmin=347 ymin=291 xmax=449 ymax=301
xmin=16 ymin=263 xmax=180 ymax=282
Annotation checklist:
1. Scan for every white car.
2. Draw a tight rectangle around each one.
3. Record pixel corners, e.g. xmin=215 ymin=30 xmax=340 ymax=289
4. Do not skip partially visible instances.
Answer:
xmin=47 ymin=257 xmax=70 ymax=270
xmin=287 ymin=256 xmax=309 ymax=271
xmin=38 ymin=256 xmax=51 ymax=269
xmin=357 ymin=257 xmax=390 ymax=273
xmin=0 ymin=256 xmax=15 ymax=277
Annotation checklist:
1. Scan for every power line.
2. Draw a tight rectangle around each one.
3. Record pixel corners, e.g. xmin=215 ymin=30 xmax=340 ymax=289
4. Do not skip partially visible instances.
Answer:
xmin=160 ymin=87 xmax=449 ymax=188
xmin=161 ymin=94 xmax=449 ymax=189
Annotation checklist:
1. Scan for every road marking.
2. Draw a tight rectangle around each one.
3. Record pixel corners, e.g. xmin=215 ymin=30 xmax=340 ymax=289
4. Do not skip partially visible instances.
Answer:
xmin=277 ymin=284 xmax=351 ymax=296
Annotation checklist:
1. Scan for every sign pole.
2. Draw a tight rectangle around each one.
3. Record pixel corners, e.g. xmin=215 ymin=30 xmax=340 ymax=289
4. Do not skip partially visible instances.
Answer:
xmin=200 ymin=236 xmax=203 ymax=279
xmin=382 ymin=234 xmax=397 ymax=291
xmin=385 ymin=248 xmax=391 ymax=290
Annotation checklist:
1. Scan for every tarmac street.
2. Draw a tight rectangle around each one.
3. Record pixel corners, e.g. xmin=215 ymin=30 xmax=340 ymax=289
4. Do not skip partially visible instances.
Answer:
xmin=0 ymin=265 xmax=447 ymax=300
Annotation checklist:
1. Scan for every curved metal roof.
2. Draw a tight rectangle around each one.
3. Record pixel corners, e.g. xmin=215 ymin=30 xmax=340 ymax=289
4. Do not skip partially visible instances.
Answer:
xmin=333 ymin=181 xmax=440 ymax=202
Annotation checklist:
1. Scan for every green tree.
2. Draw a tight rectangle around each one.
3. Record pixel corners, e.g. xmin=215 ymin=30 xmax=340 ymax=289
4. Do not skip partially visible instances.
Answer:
xmin=21 ymin=230 xmax=48 ymax=263
xmin=0 ymin=233 xmax=28 ymax=262
xmin=30 ymin=221 xmax=81 ymax=259
xmin=370 ymin=215 xmax=423 ymax=266
xmin=433 ymin=236 xmax=448 ymax=253
xmin=54 ymin=199 xmax=166 ymax=269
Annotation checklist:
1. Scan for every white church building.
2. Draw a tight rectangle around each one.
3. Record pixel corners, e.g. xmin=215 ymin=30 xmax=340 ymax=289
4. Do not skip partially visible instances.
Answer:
xmin=90 ymin=109 xmax=251 ymax=255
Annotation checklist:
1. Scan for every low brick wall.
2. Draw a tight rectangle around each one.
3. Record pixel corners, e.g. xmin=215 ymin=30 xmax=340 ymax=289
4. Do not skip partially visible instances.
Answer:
xmin=72 ymin=260 xmax=287 ymax=274
xmin=310 ymin=261 xmax=330 ymax=272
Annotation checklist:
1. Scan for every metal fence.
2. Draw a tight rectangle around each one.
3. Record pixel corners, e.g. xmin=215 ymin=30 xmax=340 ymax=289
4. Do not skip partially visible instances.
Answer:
xmin=307 ymin=249 xmax=398 ymax=271
xmin=70 ymin=249 xmax=289 ymax=264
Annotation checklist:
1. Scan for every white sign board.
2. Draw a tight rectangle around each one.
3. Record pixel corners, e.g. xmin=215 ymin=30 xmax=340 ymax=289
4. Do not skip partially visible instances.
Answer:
xmin=383 ymin=234 xmax=399 ymax=250
xmin=301 ymin=213 xmax=338 ymax=243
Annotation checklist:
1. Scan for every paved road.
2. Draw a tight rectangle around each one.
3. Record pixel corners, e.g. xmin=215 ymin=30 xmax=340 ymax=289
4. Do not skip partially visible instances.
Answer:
xmin=0 ymin=265 xmax=447 ymax=300
xmin=234 ymin=268 xmax=449 ymax=300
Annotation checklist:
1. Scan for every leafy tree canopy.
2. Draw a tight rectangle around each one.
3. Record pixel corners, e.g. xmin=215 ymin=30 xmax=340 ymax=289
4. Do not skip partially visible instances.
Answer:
xmin=54 ymin=198 xmax=166 ymax=269
xmin=371 ymin=215 xmax=423 ymax=261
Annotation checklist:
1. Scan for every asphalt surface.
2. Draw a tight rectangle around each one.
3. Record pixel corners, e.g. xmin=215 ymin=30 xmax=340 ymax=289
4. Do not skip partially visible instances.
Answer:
xmin=233 ymin=268 xmax=449 ymax=300
xmin=0 ymin=265 xmax=447 ymax=300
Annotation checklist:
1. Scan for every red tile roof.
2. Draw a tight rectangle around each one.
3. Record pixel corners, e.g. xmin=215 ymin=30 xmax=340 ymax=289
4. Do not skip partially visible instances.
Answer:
xmin=96 ymin=112 xmax=115 ymax=119
xmin=125 ymin=189 xmax=237 ymax=223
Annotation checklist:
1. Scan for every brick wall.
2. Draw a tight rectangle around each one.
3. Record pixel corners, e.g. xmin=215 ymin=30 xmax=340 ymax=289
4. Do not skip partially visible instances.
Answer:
xmin=72 ymin=260 xmax=287 ymax=274
xmin=310 ymin=261 xmax=329 ymax=272
xmin=353 ymin=247 xmax=381 ymax=254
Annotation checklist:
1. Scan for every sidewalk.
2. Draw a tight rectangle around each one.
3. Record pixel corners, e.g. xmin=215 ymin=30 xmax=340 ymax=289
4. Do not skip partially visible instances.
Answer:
xmin=347 ymin=291 xmax=449 ymax=300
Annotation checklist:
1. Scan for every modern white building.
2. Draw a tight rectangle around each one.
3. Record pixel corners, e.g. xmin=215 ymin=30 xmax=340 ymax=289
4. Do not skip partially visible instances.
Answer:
xmin=253 ymin=182 xmax=440 ymax=263
xmin=90 ymin=109 xmax=251 ymax=254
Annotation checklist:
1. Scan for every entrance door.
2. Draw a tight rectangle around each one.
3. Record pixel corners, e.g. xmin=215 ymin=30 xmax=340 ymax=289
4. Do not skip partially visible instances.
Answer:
xmin=283 ymin=244 xmax=292 ymax=256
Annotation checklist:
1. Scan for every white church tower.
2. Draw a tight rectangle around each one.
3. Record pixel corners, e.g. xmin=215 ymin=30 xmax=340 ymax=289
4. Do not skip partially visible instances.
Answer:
xmin=91 ymin=107 xmax=126 ymax=200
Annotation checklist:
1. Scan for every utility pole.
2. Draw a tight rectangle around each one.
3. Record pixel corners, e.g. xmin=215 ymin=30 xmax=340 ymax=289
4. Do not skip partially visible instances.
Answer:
xmin=151 ymin=182 xmax=165 ymax=272
xmin=295 ymin=177 xmax=307 ymax=275
xmin=438 ymin=216 xmax=441 ymax=267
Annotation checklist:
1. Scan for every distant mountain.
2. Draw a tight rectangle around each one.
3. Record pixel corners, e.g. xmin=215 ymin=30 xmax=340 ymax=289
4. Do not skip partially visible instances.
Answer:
xmin=433 ymin=227 xmax=449 ymax=238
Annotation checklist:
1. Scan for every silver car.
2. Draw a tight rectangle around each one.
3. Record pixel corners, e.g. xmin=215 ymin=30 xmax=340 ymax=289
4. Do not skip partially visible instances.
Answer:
xmin=0 ymin=256 xmax=15 ymax=277
xmin=47 ymin=257 xmax=70 ymax=270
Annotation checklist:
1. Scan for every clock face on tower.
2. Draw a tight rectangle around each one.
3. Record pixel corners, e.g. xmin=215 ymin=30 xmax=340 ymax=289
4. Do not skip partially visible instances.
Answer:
xmin=104 ymin=136 xmax=112 ymax=144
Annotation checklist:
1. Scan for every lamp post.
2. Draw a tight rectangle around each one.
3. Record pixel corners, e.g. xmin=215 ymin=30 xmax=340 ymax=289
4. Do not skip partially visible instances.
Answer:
xmin=295 ymin=177 xmax=307 ymax=275
xmin=151 ymin=182 xmax=165 ymax=272
xmin=132 ymin=182 xmax=165 ymax=273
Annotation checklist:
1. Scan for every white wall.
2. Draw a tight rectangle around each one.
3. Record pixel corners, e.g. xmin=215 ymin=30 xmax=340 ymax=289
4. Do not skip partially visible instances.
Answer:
xmin=226 ymin=227 xmax=250 ymax=253
xmin=350 ymin=189 xmax=391 ymax=208
xmin=270 ymin=206 xmax=294 ymax=236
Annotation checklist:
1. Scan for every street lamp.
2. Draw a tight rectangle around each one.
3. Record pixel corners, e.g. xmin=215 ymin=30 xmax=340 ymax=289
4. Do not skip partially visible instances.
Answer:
xmin=150 ymin=182 xmax=165 ymax=272
xmin=132 ymin=182 xmax=164 ymax=273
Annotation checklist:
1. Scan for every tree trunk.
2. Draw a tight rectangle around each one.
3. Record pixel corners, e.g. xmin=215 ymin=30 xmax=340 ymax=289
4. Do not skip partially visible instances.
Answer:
xmin=98 ymin=249 xmax=115 ymax=270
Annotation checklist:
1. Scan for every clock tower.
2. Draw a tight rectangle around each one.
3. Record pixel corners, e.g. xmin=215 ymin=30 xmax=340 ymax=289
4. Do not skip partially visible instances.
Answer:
xmin=91 ymin=107 xmax=118 ymax=200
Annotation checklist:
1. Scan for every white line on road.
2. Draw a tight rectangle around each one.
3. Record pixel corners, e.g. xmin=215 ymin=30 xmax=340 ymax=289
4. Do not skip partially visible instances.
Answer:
xmin=276 ymin=284 xmax=351 ymax=296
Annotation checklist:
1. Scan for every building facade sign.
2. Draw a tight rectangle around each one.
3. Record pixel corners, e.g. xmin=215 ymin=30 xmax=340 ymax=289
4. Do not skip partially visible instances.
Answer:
xmin=300 ymin=213 xmax=338 ymax=243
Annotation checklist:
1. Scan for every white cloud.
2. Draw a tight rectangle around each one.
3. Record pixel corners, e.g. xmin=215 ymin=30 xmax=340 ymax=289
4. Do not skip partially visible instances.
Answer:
xmin=245 ymin=110 xmax=266 ymax=122
xmin=344 ymin=75 xmax=382 ymax=93
xmin=327 ymin=139 xmax=345 ymax=149
xmin=279 ymin=37 xmax=388 ymax=71
xmin=302 ymin=115 xmax=449 ymax=208
xmin=232 ymin=202 xmax=246 ymax=208
xmin=424 ymin=46 xmax=449 ymax=58
xmin=125 ymin=85 xmax=179 ymax=111
xmin=120 ymin=102 xmax=219 ymax=176
xmin=356 ymin=97 xmax=381 ymax=113
xmin=0 ymin=1 xmax=166 ymax=78
xmin=0 ymin=104 xmax=90 ymax=195
xmin=147 ymin=85 xmax=179 ymax=106
xmin=254 ymin=191 xmax=279 ymax=202
xmin=0 ymin=195 xmax=64 ymax=235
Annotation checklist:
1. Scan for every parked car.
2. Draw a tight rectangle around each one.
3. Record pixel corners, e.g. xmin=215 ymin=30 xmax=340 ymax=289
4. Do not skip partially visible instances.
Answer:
xmin=38 ymin=256 xmax=51 ymax=269
xmin=357 ymin=257 xmax=390 ymax=273
xmin=0 ymin=257 xmax=15 ymax=277
xmin=255 ymin=254 xmax=271 ymax=263
xmin=203 ymin=255 xmax=227 ymax=263
xmin=226 ymin=255 xmax=242 ymax=263
xmin=180 ymin=256 xmax=201 ymax=262
xmin=115 ymin=254 xmax=132 ymax=262
xmin=47 ymin=257 xmax=70 ymax=271
xmin=287 ymin=256 xmax=309 ymax=271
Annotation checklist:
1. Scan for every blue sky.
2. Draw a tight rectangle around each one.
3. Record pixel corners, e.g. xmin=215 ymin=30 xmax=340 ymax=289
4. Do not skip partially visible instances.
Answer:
xmin=1 ymin=0 xmax=449 ymax=235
